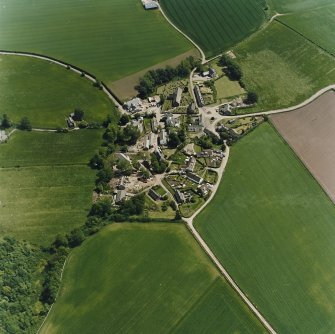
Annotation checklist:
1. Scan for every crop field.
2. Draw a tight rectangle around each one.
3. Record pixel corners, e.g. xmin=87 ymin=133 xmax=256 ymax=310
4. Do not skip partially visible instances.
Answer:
xmin=269 ymin=0 xmax=334 ymax=13
xmin=160 ymin=0 xmax=267 ymax=57
xmin=0 ymin=0 xmax=192 ymax=84
xmin=234 ymin=21 xmax=335 ymax=113
xmin=278 ymin=4 xmax=335 ymax=55
xmin=41 ymin=223 xmax=265 ymax=334
xmin=195 ymin=123 xmax=335 ymax=333
xmin=0 ymin=56 xmax=117 ymax=129
xmin=271 ymin=91 xmax=335 ymax=203
xmin=0 ymin=130 xmax=102 ymax=244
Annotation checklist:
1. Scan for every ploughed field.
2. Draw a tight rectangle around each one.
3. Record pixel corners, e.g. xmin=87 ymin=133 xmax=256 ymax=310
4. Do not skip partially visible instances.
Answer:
xmin=195 ymin=123 xmax=335 ymax=333
xmin=0 ymin=55 xmax=116 ymax=128
xmin=40 ymin=224 xmax=266 ymax=334
xmin=271 ymin=90 xmax=335 ymax=203
xmin=0 ymin=0 xmax=192 ymax=83
xmin=0 ymin=130 xmax=102 ymax=245
xmin=160 ymin=0 xmax=267 ymax=57
xmin=234 ymin=21 xmax=335 ymax=113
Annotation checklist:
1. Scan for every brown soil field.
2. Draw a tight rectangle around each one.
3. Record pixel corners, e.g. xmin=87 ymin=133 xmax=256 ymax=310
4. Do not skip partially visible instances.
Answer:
xmin=271 ymin=90 xmax=335 ymax=202
xmin=109 ymin=48 xmax=200 ymax=101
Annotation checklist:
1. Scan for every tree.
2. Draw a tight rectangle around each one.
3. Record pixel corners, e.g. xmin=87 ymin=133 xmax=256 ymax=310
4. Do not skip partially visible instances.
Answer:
xmin=89 ymin=153 xmax=105 ymax=169
xmin=67 ymin=228 xmax=85 ymax=248
xmin=90 ymin=198 xmax=112 ymax=218
xmin=53 ymin=234 xmax=68 ymax=249
xmin=116 ymin=159 xmax=132 ymax=176
xmin=139 ymin=166 xmax=150 ymax=180
xmin=73 ymin=108 xmax=84 ymax=121
xmin=168 ymin=132 xmax=181 ymax=148
xmin=225 ymin=62 xmax=242 ymax=81
xmin=119 ymin=114 xmax=130 ymax=126
xmin=18 ymin=117 xmax=32 ymax=131
xmin=1 ymin=114 xmax=11 ymax=129
xmin=245 ymin=91 xmax=258 ymax=104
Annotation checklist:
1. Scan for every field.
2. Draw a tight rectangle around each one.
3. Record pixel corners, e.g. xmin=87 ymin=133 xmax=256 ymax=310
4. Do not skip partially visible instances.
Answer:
xmin=234 ymin=21 xmax=335 ymax=112
xmin=0 ymin=130 xmax=102 ymax=244
xmin=0 ymin=55 xmax=117 ymax=128
xmin=278 ymin=4 xmax=335 ymax=55
xmin=195 ymin=123 xmax=335 ymax=333
xmin=160 ymin=0 xmax=267 ymax=57
xmin=269 ymin=0 xmax=334 ymax=13
xmin=0 ymin=0 xmax=192 ymax=84
xmin=271 ymin=91 xmax=335 ymax=203
xmin=41 ymin=223 xmax=265 ymax=334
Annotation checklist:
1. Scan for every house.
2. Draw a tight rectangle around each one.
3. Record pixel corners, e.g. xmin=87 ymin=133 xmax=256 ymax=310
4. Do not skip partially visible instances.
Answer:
xmin=187 ymin=102 xmax=197 ymax=114
xmin=196 ymin=149 xmax=213 ymax=158
xmin=144 ymin=1 xmax=158 ymax=9
xmin=151 ymin=117 xmax=158 ymax=133
xmin=165 ymin=113 xmax=180 ymax=127
xmin=186 ymin=156 xmax=196 ymax=172
xmin=173 ymin=87 xmax=183 ymax=107
xmin=198 ymin=184 xmax=210 ymax=197
xmin=154 ymin=147 xmax=164 ymax=161
xmin=0 ymin=130 xmax=8 ymax=143
xmin=148 ymin=188 xmax=161 ymax=201
xmin=124 ymin=98 xmax=142 ymax=113
xmin=186 ymin=171 xmax=203 ymax=185
xmin=115 ymin=153 xmax=132 ymax=164
xmin=117 ymin=176 xmax=126 ymax=190
xmin=209 ymin=68 xmax=216 ymax=78
xmin=67 ymin=116 xmax=75 ymax=128
xmin=188 ymin=114 xmax=203 ymax=132
xmin=115 ymin=189 xmax=126 ymax=203
xmin=148 ymin=95 xmax=161 ymax=106
xmin=202 ymin=71 xmax=209 ymax=77
xmin=175 ymin=190 xmax=185 ymax=204
xmin=194 ymin=85 xmax=204 ymax=107
xmin=219 ymin=103 xmax=232 ymax=115
xmin=159 ymin=129 xmax=168 ymax=146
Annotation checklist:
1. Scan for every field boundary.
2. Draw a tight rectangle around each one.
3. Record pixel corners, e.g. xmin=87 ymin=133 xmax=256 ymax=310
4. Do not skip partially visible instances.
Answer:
xmin=36 ymin=259 xmax=68 ymax=334
xmin=0 ymin=50 xmax=124 ymax=112
xmin=275 ymin=19 xmax=335 ymax=58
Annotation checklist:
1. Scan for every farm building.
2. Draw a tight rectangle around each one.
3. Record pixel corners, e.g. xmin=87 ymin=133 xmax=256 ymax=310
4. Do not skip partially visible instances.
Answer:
xmin=159 ymin=129 xmax=168 ymax=146
xmin=194 ymin=85 xmax=204 ymax=107
xmin=151 ymin=117 xmax=159 ymax=133
xmin=115 ymin=189 xmax=126 ymax=203
xmin=186 ymin=157 xmax=196 ymax=172
xmin=165 ymin=113 xmax=180 ymax=127
xmin=115 ymin=153 xmax=132 ymax=164
xmin=188 ymin=114 xmax=203 ymax=132
xmin=124 ymin=98 xmax=142 ymax=113
xmin=188 ymin=102 xmax=197 ymax=114
xmin=173 ymin=87 xmax=183 ymax=107
xmin=143 ymin=1 xmax=158 ymax=10
xmin=148 ymin=188 xmax=161 ymax=201
xmin=0 ymin=130 xmax=8 ymax=143
xmin=209 ymin=68 xmax=216 ymax=78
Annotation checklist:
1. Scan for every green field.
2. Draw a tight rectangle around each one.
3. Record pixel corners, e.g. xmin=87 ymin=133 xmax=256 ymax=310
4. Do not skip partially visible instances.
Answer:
xmin=0 ymin=55 xmax=117 ymax=128
xmin=0 ymin=130 xmax=102 ymax=244
xmin=278 ymin=4 xmax=335 ymax=55
xmin=0 ymin=0 xmax=192 ymax=83
xmin=195 ymin=123 xmax=335 ymax=333
xmin=214 ymin=76 xmax=245 ymax=103
xmin=160 ymin=0 xmax=267 ymax=57
xmin=269 ymin=0 xmax=334 ymax=13
xmin=234 ymin=21 xmax=335 ymax=112
xmin=41 ymin=223 xmax=265 ymax=334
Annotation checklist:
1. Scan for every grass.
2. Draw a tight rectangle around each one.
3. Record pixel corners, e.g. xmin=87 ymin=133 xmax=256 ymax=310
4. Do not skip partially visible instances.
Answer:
xmin=0 ymin=55 xmax=118 ymax=129
xmin=214 ymin=75 xmax=246 ymax=104
xmin=234 ymin=21 xmax=335 ymax=113
xmin=40 ymin=223 xmax=265 ymax=334
xmin=0 ymin=130 xmax=102 ymax=244
xmin=278 ymin=4 xmax=335 ymax=55
xmin=195 ymin=122 xmax=335 ymax=333
xmin=160 ymin=0 xmax=267 ymax=57
xmin=0 ymin=0 xmax=192 ymax=84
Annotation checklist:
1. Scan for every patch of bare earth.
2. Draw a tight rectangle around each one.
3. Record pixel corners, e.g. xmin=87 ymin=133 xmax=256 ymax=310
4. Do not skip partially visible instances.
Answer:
xmin=109 ymin=48 xmax=200 ymax=101
xmin=271 ymin=90 xmax=335 ymax=202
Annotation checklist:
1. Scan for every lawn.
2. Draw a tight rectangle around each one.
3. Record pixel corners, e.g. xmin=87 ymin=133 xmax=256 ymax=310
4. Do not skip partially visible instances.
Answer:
xmin=214 ymin=75 xmax=245 ymax=104
xmin=0 ymin=0 xmax=192 ymax=83
xmin=0 ymin=56 xmax=117 ymax=128
xmin=0 ymin=130 xmax=102 ymax=244
xmin=234 ymin=21 xmax=335 ymax=113
xmin=160 ymin=0 xmax=267 ymax=57
xmin=278 ymin=4 xmax=335 ymax=55
xmin=40 ymin=224 xmax=265 ymax=334
xmin=195 ymin=123 xmax=335 ymax=333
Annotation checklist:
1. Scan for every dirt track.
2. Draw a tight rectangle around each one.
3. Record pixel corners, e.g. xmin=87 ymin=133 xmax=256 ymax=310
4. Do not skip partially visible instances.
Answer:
xmin=271 ymin=90 xmax=335 ymax=203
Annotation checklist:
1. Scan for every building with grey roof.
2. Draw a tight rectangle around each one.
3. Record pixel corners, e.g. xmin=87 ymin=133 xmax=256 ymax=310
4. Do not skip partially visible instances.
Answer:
xmin=173 ymin=87 xmax=183 ymax=107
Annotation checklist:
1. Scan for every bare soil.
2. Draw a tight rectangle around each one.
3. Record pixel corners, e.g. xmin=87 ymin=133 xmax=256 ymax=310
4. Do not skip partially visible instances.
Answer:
xmin=271 ymin=90 xmax=335 ymax=202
